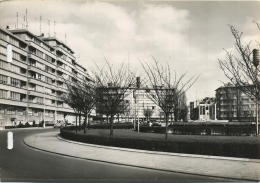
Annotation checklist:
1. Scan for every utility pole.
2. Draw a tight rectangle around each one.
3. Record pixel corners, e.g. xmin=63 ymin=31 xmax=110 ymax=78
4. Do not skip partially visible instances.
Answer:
xmin=253 ymin=49 xmax=259 ymax=136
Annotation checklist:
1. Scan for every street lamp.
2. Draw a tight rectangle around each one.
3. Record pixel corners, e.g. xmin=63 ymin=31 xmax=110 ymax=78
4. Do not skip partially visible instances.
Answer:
xmin=253 ymin=49 xmax=259 ymax=136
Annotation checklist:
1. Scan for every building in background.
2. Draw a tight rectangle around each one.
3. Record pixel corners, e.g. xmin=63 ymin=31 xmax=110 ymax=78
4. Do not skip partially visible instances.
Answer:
xmin=0 ymin=27 xmax=90 ymax=127
xmin=215 ymin=83 xmax=257 ymax=122
xmin=190 ymin=97 xmax=216 ymax=121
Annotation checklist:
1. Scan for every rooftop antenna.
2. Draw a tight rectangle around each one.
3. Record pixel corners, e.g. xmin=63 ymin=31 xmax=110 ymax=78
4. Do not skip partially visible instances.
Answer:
xmin=26 ymin=9 xmax=28 ymax=28
xmin=54 ymin=21 xmax=56 ymax=37
xmin=23 ymin=15 xmax=25 ymax=29
xmin=48 ymin=19 xmax=50 ymax=37
xmin=16 ymin=12 xmax=18 ymax=29
xmin=65 ymin=33 xmax=67 ymax=44
xmin=40 ymin=15 xmax=42 ymax=34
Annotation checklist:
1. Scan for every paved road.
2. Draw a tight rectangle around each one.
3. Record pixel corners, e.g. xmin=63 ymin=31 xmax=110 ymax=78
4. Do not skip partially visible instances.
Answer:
xmin=0 ymin=128 xmax=234 ymax=182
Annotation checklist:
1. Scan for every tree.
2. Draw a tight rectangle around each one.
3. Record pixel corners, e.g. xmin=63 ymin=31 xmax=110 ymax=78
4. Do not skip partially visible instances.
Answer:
xmin=219 ymin=24 xmax=260 ymax=104
xmin=141 ymin=59 xmax=199 ymax=140
xmin=92 ymin=61 xmax=135 ymax=137
xmin=219 ymin=24 xmax=260 ymax=134
xmin=143 ymin=107 xmax=154 ymax=122
xmin=60 ymin=78 xmax=82 ymax=133
xmin=61 ymin=75 xmax=96 ymax=134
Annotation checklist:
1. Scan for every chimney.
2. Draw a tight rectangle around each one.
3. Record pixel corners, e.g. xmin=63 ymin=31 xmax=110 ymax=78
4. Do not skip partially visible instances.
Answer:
xmin=6 ymin=26 xmax=10 ymax=30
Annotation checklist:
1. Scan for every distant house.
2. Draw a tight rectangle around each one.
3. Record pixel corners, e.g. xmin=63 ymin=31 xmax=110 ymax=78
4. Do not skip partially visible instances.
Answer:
xmin=190 ymin=97 xmax=216 ymax=121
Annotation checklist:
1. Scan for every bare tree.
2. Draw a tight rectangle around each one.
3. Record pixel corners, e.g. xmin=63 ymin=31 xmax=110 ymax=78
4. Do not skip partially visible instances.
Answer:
xmin=92 ymin=61 xmax=135 ymax=137
xmin=219 ymin=24 xmax=260 ymax=134
xmin=60 ymin=78 xmax=82 ymax=132
xmin=62 ymin=76 xmax=96 ymax=134
xmin=141 ymin=59 xmax=199 ymax=140
xmin=219 ymin=25 xmax=260 ymax=103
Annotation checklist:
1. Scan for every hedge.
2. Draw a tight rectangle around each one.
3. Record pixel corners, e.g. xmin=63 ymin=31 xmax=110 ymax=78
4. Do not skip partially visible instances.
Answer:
xmin=60 ymin=127 xmax=260 ymax=159
xmin=138 ymin=122 xmax=257 ymax=136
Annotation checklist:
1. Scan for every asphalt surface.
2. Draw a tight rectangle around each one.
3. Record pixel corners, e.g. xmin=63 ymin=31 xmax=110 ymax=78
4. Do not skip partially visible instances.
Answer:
xmin=0 ymin=128 xmax=240 ymax=182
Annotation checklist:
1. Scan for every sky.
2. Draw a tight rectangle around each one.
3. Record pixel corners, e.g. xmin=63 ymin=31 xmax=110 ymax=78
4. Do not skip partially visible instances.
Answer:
xmin=0 ymin=0 xmax=260 ymax=103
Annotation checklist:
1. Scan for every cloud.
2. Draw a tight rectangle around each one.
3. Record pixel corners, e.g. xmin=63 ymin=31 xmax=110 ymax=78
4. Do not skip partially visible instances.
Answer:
xmin=1 ymin=1 xmax=259 ymax=103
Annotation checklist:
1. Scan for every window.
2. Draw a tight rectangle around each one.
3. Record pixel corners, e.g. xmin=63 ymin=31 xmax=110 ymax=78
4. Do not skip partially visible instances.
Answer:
xmin=36 ymin=97 xmax=43 ymax=104
xmin=12 ymin=51 xmax=20 ymax=60
xmin=45 ymin=54 xmax=53 ymax=63
xmin=33 ymin=109 xmax=40 ymax=116
xmin=45 ymin=76 xmax=52 ymax=84
xmin=10 ymin=91 xmax=20 ymax=101
xmin=45 ymin=87 xmax=52 ymax=94
xmin=0 ymin=46 xmax=7 ymax=55
xmin=36 ymin=61 xmax=44 ymax=70
xmin=0 ymin=60 xmax=8 ymax=69
xmin=17 ymin=108 xmax=25 ymax=116
xmin=45 ymin=99 xmax=52 ymax=105
xmin=28 ymin=108 xmax=32 ymax=115
xmin=0 ymin=106 xmax=4 ymax=114
xmin=10 ymin=64 xmax=20 ymax=73
xmin=10 ymin=78 xmax=20 ymax=87
xmin=7 ymin=107 xmax=16 ymax=115
xmin=33 ymin=38 xmax=41 ymax=46
xmin=0 ymin=89 xmax=8 ymax=99
xmin=36 ymin=49 xmax=43 ymax=58
xmin=9 ymin=37 xmax=19 ymax=47
xmin=0 ymin=31 xmax=7 ymax=41
xmin=36 ymin=85 xmax=44 ymax=92
xmin=0 ymin=75 xmax=8 ymax=84
xmin=45 ymin=65 xmax=53 ymax=73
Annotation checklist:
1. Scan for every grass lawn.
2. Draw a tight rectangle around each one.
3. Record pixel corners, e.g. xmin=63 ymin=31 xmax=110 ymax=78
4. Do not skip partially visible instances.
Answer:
xmin=73 ymin=128 xmax=260 ymax=144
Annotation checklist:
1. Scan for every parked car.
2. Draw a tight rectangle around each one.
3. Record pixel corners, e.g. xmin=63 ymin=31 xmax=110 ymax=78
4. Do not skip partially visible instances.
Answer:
xmin=54 ymin=122 xmax=62 ymax=128
xmin=152 ymin=122 xmax=162 ymax=127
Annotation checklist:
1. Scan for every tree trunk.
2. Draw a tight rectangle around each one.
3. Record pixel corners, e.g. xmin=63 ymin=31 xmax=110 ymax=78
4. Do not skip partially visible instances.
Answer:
xmin=75 ymin=113 xmax=78 ymax=133
xmin=87 ymin=114 xmax=90 ymax=130
xmin=110 ymin=115 xmax=114 ymax=137
xmin=165 ymin=113 xmax=169 ymax=141
xmin=84 ymin=114 xmax=87 ymax=134
xmin=79 ymin=113 xmax=81 ymax=131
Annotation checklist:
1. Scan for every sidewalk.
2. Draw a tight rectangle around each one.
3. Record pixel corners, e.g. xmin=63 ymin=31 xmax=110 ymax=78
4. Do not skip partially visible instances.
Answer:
xmin=24 ymin=132 xmax=260 ymax=181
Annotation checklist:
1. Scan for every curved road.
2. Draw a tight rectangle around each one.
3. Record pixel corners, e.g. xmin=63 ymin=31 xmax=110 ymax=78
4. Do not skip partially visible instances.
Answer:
xmin=0 ymin=128 xmax=231 ymax=182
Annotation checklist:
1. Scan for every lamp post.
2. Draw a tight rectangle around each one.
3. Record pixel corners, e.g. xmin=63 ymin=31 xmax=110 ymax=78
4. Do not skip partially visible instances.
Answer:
xmin=253 ymin=49 xmax=259 ymax=136
xmin=136 ymin=77 xmax=140 ymax=132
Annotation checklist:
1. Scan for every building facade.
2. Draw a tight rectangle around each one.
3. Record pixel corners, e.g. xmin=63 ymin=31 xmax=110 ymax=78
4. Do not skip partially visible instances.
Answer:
xmin=215 ymin=84 xmax=257 ymax=122
xmin=190 ymin=97 xmax=216 ymax=121
xmin=0 ymin=27 xmax=89 ymax=127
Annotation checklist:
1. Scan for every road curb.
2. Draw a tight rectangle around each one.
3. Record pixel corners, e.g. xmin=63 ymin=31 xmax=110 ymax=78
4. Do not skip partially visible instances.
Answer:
xmin=57 ymin=133 xmax=260 ymax=163
xmin=23 ymin=132 xmax=260 ymax=181
xmin=23 ymin=135 xmax=240 ymax=181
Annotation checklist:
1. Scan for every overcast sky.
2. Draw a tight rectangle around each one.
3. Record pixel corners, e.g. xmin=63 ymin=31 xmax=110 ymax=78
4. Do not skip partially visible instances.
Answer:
xmin=1 ymin=0 xmax=260 ymax=103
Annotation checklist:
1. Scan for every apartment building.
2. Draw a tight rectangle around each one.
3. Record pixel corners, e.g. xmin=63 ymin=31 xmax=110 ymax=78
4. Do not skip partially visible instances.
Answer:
xmin=215 ymin=84 xmax=257 ymax=122
xmin=0 ymin=27 xmax=90 ymax=127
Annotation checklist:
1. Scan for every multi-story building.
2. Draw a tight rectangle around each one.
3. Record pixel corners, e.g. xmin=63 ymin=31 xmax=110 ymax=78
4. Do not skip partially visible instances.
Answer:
xmin=0 ymin=27 xmax=90 ymax=128
xmin=215 ymin=83 xmax=257 ymax=122
xmin=190 ymin=97 xmax=216 ymax=121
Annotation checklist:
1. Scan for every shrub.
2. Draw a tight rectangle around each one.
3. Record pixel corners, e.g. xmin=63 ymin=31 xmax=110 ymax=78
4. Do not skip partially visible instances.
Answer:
xmin=60 ymin=128 xmax=260 ymax=159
